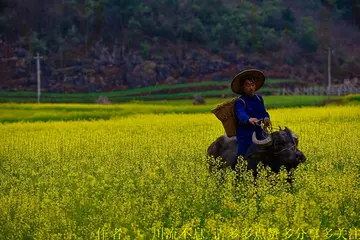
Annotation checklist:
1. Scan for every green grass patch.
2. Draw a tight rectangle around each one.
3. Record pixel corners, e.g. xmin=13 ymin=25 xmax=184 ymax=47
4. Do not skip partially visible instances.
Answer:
xmin=0 ymin=81 xmax=229 ymax=98
xmin=0 ymin=88 xmax=280 ymax=103
xmin=342 ymin=94 xmax=360 ymax=103
xmin=0 ymin=95 xmax=342 ymax=123
xmin=135 ymin=95 xmax=342 ymax=107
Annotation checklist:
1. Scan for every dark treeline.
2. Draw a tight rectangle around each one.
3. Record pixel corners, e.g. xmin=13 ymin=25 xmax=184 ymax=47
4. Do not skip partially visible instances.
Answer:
xmin=0 ymin=0 xmax=358 ymax=56
xmin=0 ymin=0 xmax=360 ymax=93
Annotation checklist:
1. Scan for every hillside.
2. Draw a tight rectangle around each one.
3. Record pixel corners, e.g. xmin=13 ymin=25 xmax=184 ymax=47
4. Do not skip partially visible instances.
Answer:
xmin=0 ymin=0 xmax=360 ymax=93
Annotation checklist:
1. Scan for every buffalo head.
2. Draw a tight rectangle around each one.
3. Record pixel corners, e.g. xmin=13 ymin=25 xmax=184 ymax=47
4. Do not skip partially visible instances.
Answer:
xmin=248 ymin=127 xmax=306 ymax=174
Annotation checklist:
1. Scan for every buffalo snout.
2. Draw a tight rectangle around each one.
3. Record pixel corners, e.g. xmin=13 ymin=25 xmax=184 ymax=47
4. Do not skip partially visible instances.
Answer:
xmin=296 ymin=149 xmax=306 ymax=163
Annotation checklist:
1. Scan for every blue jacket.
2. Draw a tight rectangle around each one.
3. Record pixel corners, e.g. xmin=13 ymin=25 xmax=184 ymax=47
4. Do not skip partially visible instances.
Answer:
xmin=234 ymin=94 xmax=270 ymax=140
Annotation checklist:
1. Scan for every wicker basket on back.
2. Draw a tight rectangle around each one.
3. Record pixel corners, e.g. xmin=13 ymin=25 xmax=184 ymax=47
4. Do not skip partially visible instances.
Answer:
xmin=211 ymin=97 xmax=241 ymax=137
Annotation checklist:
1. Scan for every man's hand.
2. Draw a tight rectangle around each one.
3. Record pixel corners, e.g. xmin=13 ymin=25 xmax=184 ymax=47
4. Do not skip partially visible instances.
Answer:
xmin=248 ymin=118 xmax=259 ymax=125
xmin=264 ymin=118 xmax=271 ymax=127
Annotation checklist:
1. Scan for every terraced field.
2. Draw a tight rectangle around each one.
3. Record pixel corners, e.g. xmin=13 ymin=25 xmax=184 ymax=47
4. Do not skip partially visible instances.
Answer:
xmin=0 ymin=78 xmax=307 ymax=103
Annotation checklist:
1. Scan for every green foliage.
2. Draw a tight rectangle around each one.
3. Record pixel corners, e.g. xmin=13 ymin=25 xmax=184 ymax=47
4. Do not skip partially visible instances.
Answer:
xmin=285 ymin=56 xmax=295 ymax=66
xmin=260 ymin=28 xmax=281 ymax=52
xmin=261 ymin=1 xmax=286 ymax=31
xmin=1 ymin=0 xmax=357 ymax=57
xmin=220 ymin=4 xmax=255 ymax=51
xmin=295 ymin=17 xmax=319 ymax=52
xmin=30 ymin=32 xmax=47 ymax=54
xmin=140 ymin=40 xmax=150 ymax=58
xmin=281 ymin=8 xmax=296 ymax=32
xmin=304 ymin=0 xmax=323 ymax=10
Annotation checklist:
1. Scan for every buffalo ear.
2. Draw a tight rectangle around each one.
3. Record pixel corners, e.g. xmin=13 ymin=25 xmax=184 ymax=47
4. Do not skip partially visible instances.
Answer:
xmin=284 ymin=127 xmax=299 ymax=144
xmin=294 ymin=138 xmax=299 ymax=146
xmin=285 ymin=126 xmax=295 ymax=135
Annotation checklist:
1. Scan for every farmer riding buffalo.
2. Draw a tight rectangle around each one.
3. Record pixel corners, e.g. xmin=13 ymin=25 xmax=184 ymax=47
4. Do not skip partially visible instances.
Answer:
xmin=208 ymin=69 xmax=306 ymax=177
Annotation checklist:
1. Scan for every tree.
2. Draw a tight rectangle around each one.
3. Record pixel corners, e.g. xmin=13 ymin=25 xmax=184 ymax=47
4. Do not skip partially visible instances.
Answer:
xmin=295 ymin=17 xmax=319 ymax=52
xmin=352 ymin=0 xmax=360 ymax=30
xmin=104 ymin=0 xmax=142 ymax=58
xmin=282 ymin=8 xmax=296 ymax=32
xmin=224 ymin=6 xmax=254 ymax=51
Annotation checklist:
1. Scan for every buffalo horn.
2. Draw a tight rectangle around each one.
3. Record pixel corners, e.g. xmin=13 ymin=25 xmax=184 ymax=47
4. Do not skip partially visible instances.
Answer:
xmin=252 ymin=132 xmax=272 ymax=145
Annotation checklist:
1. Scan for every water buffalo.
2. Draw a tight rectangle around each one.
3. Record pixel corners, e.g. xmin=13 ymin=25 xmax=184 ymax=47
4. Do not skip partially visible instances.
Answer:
xmin=207 ymin=127 xmax=306 ymax=178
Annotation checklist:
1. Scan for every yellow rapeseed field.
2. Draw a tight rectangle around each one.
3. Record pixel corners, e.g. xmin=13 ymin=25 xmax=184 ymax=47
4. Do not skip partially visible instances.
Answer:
xmin=1 ymin=105 xmax=360 ymax=239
